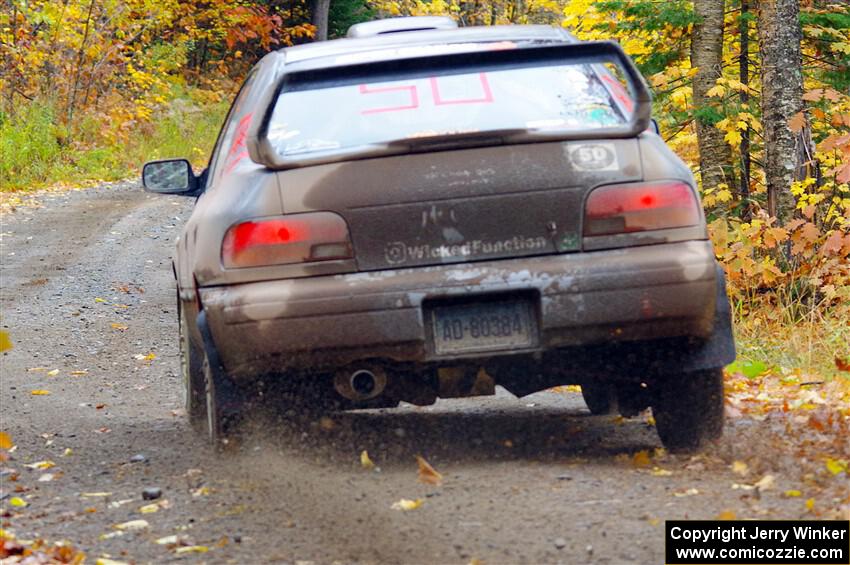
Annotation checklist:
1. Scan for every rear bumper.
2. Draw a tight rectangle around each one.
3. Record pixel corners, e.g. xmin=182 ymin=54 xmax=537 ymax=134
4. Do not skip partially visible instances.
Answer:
xmin=200 ymin=240 xmax=719 ymax=379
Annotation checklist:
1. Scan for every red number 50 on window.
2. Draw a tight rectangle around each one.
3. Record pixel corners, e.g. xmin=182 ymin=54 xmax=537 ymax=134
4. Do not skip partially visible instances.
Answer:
xmin=359 ymin=73 xmax=493 ymax=115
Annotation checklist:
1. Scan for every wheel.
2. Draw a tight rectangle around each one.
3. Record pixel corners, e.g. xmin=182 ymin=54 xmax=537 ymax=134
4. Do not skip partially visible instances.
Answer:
xmin=652 ymin=368 xmax=724 ymax=452
xmin=580 ymin=381 xmax=616 ymax=415
xmin=179 ymin=304 xmax=207 ymax=432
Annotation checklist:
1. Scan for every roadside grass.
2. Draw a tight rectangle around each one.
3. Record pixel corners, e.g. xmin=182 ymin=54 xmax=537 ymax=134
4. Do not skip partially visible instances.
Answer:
xmin=731 ymin=300 xmax=850 ymax=382
xmin=0 ymin=91 xmax=228 ymax=192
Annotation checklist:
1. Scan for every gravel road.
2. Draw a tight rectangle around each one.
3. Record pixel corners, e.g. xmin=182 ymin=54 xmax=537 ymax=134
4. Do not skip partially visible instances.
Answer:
xmin=0 ymin=182 xmax=828 ymax=564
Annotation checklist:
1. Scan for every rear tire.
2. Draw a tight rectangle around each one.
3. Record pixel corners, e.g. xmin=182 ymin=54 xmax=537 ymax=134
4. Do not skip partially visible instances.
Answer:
xmin=580 ymin=382 xmax=615 ymax=415
xmin=652 ymin=368 xmax=724 ymax=452
xmin=179 ymin=305 xmax=207 ymax=432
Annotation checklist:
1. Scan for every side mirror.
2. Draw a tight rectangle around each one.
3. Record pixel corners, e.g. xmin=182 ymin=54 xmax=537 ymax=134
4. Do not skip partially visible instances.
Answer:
xmin=142 ymin=159 xmax=198 ymax=195
xmin=649 ymin=118 xmax=661 ymax=135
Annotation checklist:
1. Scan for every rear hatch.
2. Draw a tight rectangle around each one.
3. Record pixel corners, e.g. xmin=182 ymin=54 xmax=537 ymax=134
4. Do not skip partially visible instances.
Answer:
xmin=277 ymin=139 xmax=642 ymax=270
xmin=251 ymin=40 xmax=652 ymax=272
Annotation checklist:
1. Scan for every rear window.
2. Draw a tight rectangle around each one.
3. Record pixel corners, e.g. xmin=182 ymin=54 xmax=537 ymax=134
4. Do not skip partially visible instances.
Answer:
xmin=266 ymin=61 xmax=632 ymax=158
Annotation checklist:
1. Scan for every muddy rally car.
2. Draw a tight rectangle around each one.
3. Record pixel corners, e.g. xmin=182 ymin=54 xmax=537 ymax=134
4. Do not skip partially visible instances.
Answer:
xmin=143 ymin=16 xmax=735 ymax=452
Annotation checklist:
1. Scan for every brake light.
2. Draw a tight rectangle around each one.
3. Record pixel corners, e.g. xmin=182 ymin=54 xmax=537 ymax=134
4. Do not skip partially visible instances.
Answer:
xmin=583 ymin=181 xmax=700 ymax=236
xmin=222 ymin=212 xmax=352 ymax=268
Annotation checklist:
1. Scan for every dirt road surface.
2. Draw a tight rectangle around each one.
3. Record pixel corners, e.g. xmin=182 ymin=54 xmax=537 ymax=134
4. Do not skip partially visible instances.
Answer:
xmin=0 ymin=183 xmax=845 ymax=564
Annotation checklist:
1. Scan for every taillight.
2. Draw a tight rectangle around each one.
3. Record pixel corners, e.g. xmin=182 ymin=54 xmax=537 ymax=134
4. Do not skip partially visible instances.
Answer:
xmin=221 ymin=212 xmax=352 ymax=269
xmin=583 ymin=181 xmax=700 ymax=236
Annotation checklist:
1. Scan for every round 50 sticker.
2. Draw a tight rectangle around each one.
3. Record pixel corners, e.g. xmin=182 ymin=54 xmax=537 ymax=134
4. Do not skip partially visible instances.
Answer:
xmin=567 ymin=143 xmax=619 ymax=171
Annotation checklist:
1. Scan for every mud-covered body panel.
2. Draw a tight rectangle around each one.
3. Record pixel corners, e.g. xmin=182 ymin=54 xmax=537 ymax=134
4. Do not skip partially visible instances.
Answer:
xmin=199 ymin=240 xmax=718 ymax=379
xmin=279 ymin=139 xmax=642 ymax=270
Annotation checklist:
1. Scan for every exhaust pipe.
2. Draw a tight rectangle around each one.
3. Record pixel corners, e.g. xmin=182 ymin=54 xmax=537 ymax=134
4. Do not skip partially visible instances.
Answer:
xmin=334 ymin=366 xmax=387 ymax=401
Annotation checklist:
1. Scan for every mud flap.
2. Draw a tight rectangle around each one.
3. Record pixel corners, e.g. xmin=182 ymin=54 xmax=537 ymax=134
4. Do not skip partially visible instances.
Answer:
xmin=196 ymin=311 xmax=245 ymax=433
xmin=669 ymin=263 xmax=736 ymax=374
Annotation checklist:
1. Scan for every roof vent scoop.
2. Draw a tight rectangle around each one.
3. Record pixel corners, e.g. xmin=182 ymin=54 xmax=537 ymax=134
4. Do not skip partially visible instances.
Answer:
xmin=346 ymin=16 xmax=458 ymax=38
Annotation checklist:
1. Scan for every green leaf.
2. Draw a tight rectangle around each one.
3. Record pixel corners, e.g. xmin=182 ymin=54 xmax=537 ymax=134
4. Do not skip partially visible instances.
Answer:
xmin=726 ymin=359 xmax=767 ymax=379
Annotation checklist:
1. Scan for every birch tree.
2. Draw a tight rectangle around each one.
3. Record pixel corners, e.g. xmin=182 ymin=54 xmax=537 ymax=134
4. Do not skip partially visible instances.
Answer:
xmin=758 ymin=0 xmax=804 ymax=222
xmin=691 ymin=0 xmax=734 ymax=194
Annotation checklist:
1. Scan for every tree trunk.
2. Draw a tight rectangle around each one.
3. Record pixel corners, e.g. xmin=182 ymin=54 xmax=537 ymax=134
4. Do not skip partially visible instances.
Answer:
xmin=738 ymin=0 xmax=751 ymax=221
xmin=311 ymin=0 xmax=331 ymax=41
xmin=758 ymin=0 xmax=804 ymax=222
xmin=691 ymin=0 xmax=735 ymax=195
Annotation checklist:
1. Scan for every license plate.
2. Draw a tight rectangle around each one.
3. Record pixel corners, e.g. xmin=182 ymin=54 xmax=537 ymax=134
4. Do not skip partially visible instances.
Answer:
xmin=430 ymin=299 xmax=536 ymax=356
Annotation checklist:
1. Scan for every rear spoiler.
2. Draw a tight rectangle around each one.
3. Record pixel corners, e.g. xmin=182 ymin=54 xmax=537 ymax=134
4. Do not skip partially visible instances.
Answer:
xmin=247 ymin=41 xmax=652 ymax=169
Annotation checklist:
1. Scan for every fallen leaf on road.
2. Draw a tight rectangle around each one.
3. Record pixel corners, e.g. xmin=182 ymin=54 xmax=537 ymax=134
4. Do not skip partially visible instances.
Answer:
xmin=9 ymin=496 xmax=27 ymax=507
xmin=191 ymin=486 xmax=211 ymax=497
xmin=805 ymin=498 xmax=815 ymax=511
xmin=360 ymin=450 xmax=375 ymax=470
xmin=31 ymin=389 xmax=50 ymax=395
xmin=784 ymin=490 xmax=802 ymax=498
xmin=731 ymin=461 xmax=749 ymax=476
xmin=133 ymin=353 xmax=156 ymax=361
xmin=175 ymin=546 xmax=209 ymax=554
xmin=47 ymin=369 xmax=60 ymax=376
xmin=391 ymin=498 xmax=423 ymax=511
xmin=139 ymin=500 xmax=170 ymax=514
xmin=650 ymin=467 xmax=673 ymax=477
xmin=38 ymin=473 xmax=56 ymax=482
xmin=416 ymin=455 xmax=443 ymax=485
xmin=632 ymin=450 xmax=651 ymax=467
xmin=62 ymin=448 xmax=73 ymax=456
xmin=96 ymin=559 xmax=129 ymax=565
xmin=673 ymin=488 xmax=700 ymax=497
xmin=825 ymin=458 xmax=847 ymax=475
xmin=754 ymin=474 xmax=776 ymax=491
xmin=111 ymin=323 xmax=128 ymax=331
xmin=70 ymin=370 xmax=88 ymax=376
xmin=81 ymin=492 xmax=113 ymax=498
xmin=156 ymin=535 xmax=181 ymax=545
xmin=94 ymin=297 xmax=108 ymax=303
xmin=113 ymin=519 xmax=149 ymax=531
xmin=24 ymin=460 xmax=55 ymax=470
xmin=717 ymin=510 xmax=737 ymax=520
xmin=0 ymin=432 xmax=12 ymax=449
xmin=27 ymin=367 xmax=48 ymax=372
xmin=0 ymin=330 xmax=11 ymax=352
xmin=184 ymin=468 xmax=204 ymax=488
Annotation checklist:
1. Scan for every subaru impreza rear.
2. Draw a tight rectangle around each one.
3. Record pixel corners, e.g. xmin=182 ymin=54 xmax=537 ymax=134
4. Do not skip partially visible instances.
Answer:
xmin=144 ymin=18 xmax=735 ymax=451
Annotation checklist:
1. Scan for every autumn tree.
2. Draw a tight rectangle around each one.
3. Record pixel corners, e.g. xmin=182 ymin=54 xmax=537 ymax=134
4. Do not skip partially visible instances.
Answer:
xmin=691 ymin=0 xmax=734 ymax=195
xmin=312 ymin=0 xmax=332 ymax=40
xmin=758 ymin=0 xmax=805 ymax=222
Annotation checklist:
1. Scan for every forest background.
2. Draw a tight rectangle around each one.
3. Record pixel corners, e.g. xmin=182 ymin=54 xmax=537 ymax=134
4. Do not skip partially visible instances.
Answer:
xmin=0 ymin=0 xmax=848 ymax=389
